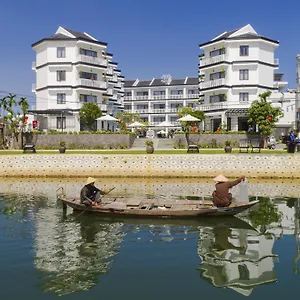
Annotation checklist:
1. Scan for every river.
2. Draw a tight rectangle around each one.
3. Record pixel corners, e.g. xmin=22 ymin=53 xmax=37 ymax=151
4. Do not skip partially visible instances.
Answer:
xmin=0 ymin=178 xmax=299 ymax=299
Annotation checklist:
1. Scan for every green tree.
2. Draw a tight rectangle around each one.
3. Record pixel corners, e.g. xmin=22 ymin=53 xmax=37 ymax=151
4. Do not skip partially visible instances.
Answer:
xmin=248 ymin=91 xmax=284 ymax=148
xmin=248 ymin=198 xmax=282 ymax=233
xmin=79 ymin=103 xmax=102 ymax=131
xmin=115 ymin=112 xmax=140 ymax=131
xmin=177 ymin=107 xmax=205 ymax=144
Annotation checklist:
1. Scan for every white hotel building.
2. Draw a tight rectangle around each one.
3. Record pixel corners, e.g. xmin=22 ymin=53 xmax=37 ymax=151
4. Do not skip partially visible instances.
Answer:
xmin=124 ymin=77 xmax=199 ymax=126
xmin=124 ymin=24 xmax=294 ymax=134
xmin=31 ymin=27 xmax=124 ymax=132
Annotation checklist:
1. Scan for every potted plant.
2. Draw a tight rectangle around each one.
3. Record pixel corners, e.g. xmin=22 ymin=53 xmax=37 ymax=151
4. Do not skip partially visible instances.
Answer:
xmin=59 ymin=141 xmax=66 ymax=153
xmin=145 ymin=140 xmax=154 ymax=154
xmin=224 ymin=140 xmax=232 ymax=153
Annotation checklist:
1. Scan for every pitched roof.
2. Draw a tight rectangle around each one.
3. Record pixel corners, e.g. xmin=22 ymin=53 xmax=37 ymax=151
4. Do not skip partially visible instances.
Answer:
xmin=124 ymin=77 xmax=198 ymax=88
xmin=32 ymin=27 xmax=107 ymax=47
xmin=64 ymin=28 xmax=94 ymax=40
xmin=124 ymin=80 xmax=136 ymax=87
xmin=200 ymin=24 xmax=279 ymax=47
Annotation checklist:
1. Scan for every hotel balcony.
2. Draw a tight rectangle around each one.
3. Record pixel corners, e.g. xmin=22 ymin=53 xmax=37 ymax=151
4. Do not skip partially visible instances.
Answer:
xmin=32 ymin=61 xmax=36 ymax=70
xmin=196 ymin=101 xmax=249 ymax=112
xmin=106 ymin=88 xmax=113 ymax=95
xmin=78 ymin=55 xmax=107 ymax=67
xmin=124 ymin=94 xmax=200 ymax=101
xmin=78 ymin=79 xmax=107 ymax=89
xmin=32 ymin=83 xmax=36 ymax=92
xmin=200 ymin=78 xmax=227 ymax=90
xmin=200 ymin=54 xmax=229 ymax=67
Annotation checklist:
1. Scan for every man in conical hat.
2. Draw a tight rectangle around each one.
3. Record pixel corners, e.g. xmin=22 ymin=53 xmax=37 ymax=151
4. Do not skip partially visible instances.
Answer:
xmin=80 ymin=177 xmax=107 ymax=206
xmin=212 ymin=174 xmax=245 ymax=207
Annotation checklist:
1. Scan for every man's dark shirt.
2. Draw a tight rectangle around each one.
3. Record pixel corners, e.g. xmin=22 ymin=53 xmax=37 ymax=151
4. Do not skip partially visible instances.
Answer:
xmin=80 ymin=185 xmax=104 ymax=203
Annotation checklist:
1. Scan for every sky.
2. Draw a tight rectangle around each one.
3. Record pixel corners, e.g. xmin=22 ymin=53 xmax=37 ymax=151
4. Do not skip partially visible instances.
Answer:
xmin=0 ymin=0 xmax=300 ymax=107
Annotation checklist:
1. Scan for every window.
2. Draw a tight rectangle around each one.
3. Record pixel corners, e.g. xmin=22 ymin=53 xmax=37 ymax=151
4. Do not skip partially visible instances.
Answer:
xmin=57 ymin=93 xmax=66 ymax=104
xmin=210 ymin=71 xmax=225 ymax=80
xmin=240 ymin=45 xmax=249 ymax=56
xmin=170 ymin=90 xmax=183 ymax=95
xmin=210 ymin=48 xmax=225 ymax=57
xmin=80 ymin=94 xmax=97 ymax=103
xmin=239 ymin=93 xmax=249 ymax=102
xmin=79 ymin=72 xmax=97 ymax=80
xmin=80 ymin=48 xmax=97 ymax=57
xmin=57 ymin=47 xmax=66 ymax=58
xmin=57 ymin=70 xmax=66 ymax=81
xmin=153 ymin=90 xmax=165 ymax=95
xmin=57 ymin=117 xmax=66 ymax=129
xmin=124 ymin=105 xmax=131 ymax=110
xmin=125 ymin=91 xmax=132 ymax=97
xmin=209 ymin=94 xmax=226 ymax=103
xmin=239 ymin=69 xmax=249 ymax=80
xmin=136 ymin=91 xmax=148 ymax=96
xmin=188 ymin=89 xmax=198 ymax=94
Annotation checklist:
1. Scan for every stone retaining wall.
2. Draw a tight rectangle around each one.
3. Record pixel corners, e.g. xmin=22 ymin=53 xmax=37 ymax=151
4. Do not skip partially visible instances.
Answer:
xmin=34 ymin=134 xmax=135 ymax=149
xmin=0 ymin=154 xmax=299 ymax=178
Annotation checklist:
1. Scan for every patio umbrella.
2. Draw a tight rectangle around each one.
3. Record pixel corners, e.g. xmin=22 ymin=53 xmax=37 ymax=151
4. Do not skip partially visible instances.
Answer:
xmin=177 ymin=114 xmax=200 ymax=122
xmin=128 ymin=121 xmax=144 ymax=128
xmin=96 ymin=115 xmax=119 ymax=121
xmin=156 ymin=121 xmax=173 ymax=127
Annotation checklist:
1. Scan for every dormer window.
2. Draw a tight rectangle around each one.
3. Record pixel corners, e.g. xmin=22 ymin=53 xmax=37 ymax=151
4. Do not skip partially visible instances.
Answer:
xmin=240 ymin=45 xmax=249 ymax=56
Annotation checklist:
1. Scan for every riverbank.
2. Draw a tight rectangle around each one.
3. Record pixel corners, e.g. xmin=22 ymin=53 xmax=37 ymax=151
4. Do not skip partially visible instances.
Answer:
xmin=0 ymin=153 xmax=299 ymax=178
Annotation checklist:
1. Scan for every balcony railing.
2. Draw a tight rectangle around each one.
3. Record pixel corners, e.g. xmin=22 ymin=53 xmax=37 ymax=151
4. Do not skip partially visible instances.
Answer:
xmin=200 ymin=78 xmax=226 ymax=89
xmin=32 ymin=62 xmax=36 ymax=70
xmin=79 ymin=55 xmax=107 ymax=67
xmin=124 ymin=94 xmax=200 ymax=101
xmin=107 ymin=88 xmax=113 ymax=95
xmin=196 ymin=101 xmax=250 ymax=112
xmin=32 ymin=84 xmax=36 ymax=92
xmin=200 ymin=54 xmax=229 ymax=67
xmin=109 ymin=76 xmax=118 ymax=82
xmin=79 ymin=79 xmax=107 ymax=89
xmin=274 ymin=58 xmax=279 ymax=65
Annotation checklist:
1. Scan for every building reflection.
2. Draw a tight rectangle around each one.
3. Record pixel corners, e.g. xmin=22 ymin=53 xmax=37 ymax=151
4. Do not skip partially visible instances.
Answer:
xmin=34 ymin=210 xmax=125 ymax=296
xmin=197 ymin=219 xmax=278 ymax=296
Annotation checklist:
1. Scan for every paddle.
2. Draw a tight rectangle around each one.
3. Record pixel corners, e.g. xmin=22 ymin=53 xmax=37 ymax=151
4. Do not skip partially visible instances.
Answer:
xmin=76 ymin=187 xmax=115 ymax=218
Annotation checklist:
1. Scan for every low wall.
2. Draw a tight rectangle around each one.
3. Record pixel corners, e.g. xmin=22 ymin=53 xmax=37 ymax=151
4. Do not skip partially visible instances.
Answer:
xmin=174 ymin=133 xmax=261 ymax=147
xmin=34 ymin=134 xmax=135 ymax=149
xmin=0 ymin=154 xmax=299 ymax=178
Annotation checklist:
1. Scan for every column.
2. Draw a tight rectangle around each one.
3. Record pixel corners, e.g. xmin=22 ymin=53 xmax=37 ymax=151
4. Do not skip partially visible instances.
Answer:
xmin=231 ymin=116 xmax=239 ymax=132
xmin=221 ymin=112 xmax=227 ymax=129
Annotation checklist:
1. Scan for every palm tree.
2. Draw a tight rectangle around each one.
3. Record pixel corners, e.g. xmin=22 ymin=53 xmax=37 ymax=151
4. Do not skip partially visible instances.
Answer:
xmin=18 ymin=97 xmax=29 ymax=148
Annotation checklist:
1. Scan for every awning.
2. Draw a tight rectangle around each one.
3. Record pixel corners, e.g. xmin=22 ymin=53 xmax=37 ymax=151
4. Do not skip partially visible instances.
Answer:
xmin=28 ymin=109 xmax=79 ymax=116
xmin=225 ymin=108 xmax=248 ymax=115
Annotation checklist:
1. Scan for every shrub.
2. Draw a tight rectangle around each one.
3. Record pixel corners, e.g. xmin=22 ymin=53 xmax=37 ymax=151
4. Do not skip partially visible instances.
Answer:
xmin=145 ymin=140 xmax=153 ymax=147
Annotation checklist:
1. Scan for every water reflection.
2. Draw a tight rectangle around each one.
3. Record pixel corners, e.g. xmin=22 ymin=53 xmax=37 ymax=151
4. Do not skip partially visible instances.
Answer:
xmin=197 ymin=220 xmax=278 ymax=296
xmin=35 ymin=211 xmax=125 ymax=296
xmin=2 ymin=182 xmax=300 ymax=298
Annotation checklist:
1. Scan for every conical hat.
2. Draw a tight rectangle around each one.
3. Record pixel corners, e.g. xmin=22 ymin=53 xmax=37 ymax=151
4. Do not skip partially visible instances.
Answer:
xmin=213 ymin=174 xmax=228 ymax=182
xmin=85 ymin=177 xmax=97 ymax=185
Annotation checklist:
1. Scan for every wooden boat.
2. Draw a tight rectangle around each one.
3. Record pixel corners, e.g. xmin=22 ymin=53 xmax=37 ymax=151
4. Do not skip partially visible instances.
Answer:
xmin=58 ymin=195 xmax=259 ymax=218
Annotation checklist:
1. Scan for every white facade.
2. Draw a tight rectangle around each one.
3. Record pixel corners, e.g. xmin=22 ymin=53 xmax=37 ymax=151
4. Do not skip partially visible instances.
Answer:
xmin=123 ymin=77 xmax=199 ymax=130
xmin=199 ymin=24 xmax=291 ymax=132
xmin=31 ymin=26 xmax=124 ymax=132
xmin=124 ymin=25 xmax=294 ymax=135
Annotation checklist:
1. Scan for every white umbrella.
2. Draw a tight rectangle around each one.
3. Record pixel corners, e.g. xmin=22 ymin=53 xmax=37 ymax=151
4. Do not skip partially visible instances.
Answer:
xmin=156 ymin=121 xmax=173 ymax=127
xmin=96 ymin=115 xmax=118 ymax=121
xmin=128 ymin=121 xmax=144 ymax=128
xmin=177 ymin=114 xmax=200 ymax=122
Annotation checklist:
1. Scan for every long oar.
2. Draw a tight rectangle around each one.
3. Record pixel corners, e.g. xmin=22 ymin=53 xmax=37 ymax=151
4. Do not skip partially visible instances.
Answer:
xmin=76 ymin=187 xmax=115 ymax=218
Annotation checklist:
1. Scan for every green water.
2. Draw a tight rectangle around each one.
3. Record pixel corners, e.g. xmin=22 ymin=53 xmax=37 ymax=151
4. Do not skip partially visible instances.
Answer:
xmin=0 ymin=178 xmax=299 ymax=299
